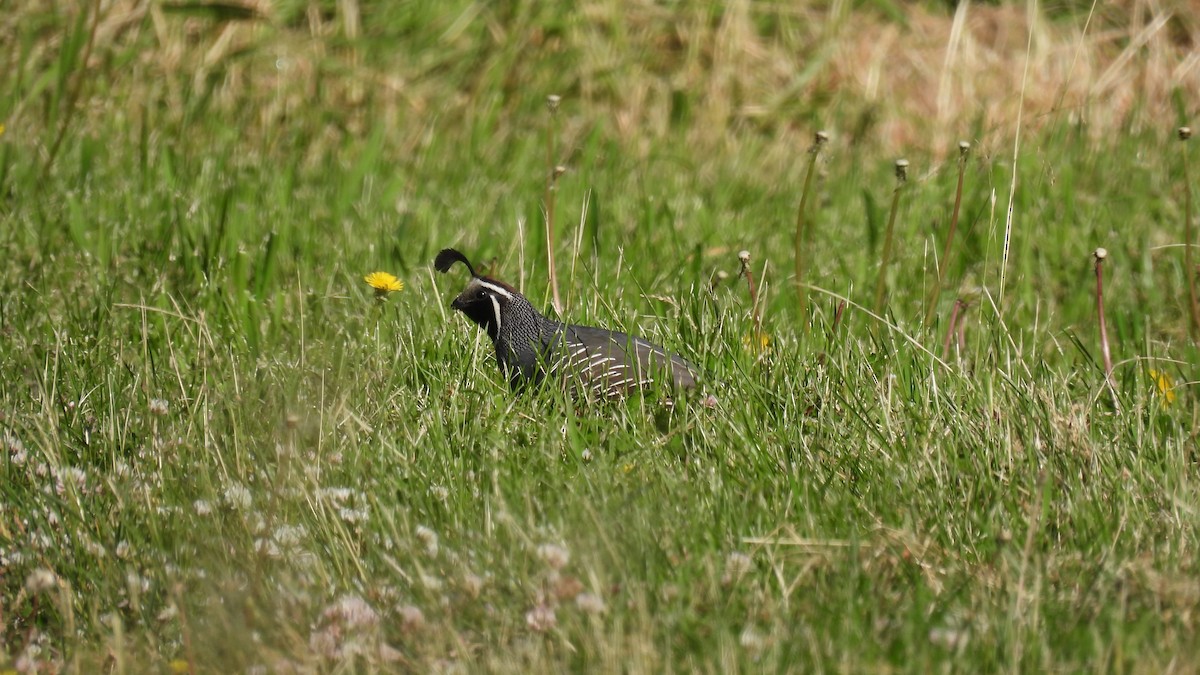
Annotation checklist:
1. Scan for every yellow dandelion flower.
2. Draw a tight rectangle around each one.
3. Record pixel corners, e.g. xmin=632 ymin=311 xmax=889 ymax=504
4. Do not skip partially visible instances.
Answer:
xmin=167 ymin=660 xmax=191 ymax=674
xmin=0 ymin=123 xmax=5 ymax=138
xmin=364 ymin=271 xmax=404 ymax=298
xmin=1149 ymin=369 xmax=1176 ymax=405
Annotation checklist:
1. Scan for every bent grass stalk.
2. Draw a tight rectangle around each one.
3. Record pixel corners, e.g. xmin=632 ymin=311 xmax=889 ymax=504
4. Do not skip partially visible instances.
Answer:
xmin=925 ymin=141 xmax=971 ymax=328
xmin=794 ymin=131 xmax=829 ymax=326
xmin=873 ymin=159 xmax=909 ymax=319
xmin=942 ymin=298 xmax=963 ymax=360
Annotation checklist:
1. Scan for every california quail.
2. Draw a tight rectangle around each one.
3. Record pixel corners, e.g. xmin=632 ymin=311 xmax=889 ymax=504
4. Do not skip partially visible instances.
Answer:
xmin=434 ymin=248 xmax=699 ymax=397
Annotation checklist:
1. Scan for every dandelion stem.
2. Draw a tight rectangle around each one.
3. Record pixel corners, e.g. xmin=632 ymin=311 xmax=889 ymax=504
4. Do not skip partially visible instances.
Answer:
xmin=1180 ymin=127 xmax=1199 ymax=341
xmin=545 ymin=95 xmax=564 ymax=315
xmin=1094 ymin=248 xmax=1113 ymax=383
xmin=794 ymin=131 xmax=828 ymax=327
xmin=925 ymin=141 xmax=970 ymax=328
xmin=873 ymin=159 xmax=908 ymax=319
xmin=739 ymin=250 xmax=762 ymax=339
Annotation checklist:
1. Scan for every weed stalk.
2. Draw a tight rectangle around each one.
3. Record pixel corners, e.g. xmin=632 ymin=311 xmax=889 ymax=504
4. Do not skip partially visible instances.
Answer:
xmin=925 ymin=141 xmax=970 ymax=327
xmin=545 ymin=94 xmax=564 ymax=315
xmin=873 ymin=159 xmax=909 ymax=317
xmin=794 ymin=131 xmax=829 ymax=325
xmin=1180 ymin=127 xmax=1199 ymax=340
xmin=1094 ymin=247 xmax=1113 ymax=382
xmin=739 ymin=249 xmax=763 ymax=340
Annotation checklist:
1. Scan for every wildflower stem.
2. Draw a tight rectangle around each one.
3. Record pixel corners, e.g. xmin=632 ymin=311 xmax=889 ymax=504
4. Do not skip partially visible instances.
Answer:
xmin=925 ymin=142 xmax=970 ymax=328
xmin=739 ymin=250 xmax=762 ymax=338
xmin=794 ymin=131 xmax=828 ymax=327
xmin=1180 ymin=127 xmax=1199 ymax=341
xmin=873 ymin=159 xmax=908 ymax=319
xmin=1094 ymin=248 xmax=1113 ymax=383
xmin=545 ymin=95 xmax=564 ymax=315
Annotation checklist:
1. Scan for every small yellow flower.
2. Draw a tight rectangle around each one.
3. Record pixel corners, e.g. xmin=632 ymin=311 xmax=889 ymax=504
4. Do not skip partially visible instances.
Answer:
xmin=167 ymin=661 xmax=191 ymax=674
xmin=364 ymin=271 xmax=403 ymax=298
xmin=0 ymin=123 xmax=6 ymax=138
xmin=1149 ymin=369 xmax=1176 ymax=405
xmin=742 ymin=332 xmax=771 ymax=354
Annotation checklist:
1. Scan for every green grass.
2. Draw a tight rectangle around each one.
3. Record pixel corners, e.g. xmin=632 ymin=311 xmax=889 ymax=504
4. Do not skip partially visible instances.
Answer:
xmin=2 ymin=2 xmax=1199 ymax=672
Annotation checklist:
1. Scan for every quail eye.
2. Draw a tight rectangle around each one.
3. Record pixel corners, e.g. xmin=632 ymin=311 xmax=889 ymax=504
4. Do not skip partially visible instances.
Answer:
xmin=476 ymin=289 xmax=488 ymax=299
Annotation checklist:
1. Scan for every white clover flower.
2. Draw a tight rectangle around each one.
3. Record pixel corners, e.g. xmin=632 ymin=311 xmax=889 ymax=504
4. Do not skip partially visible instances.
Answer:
xmin=740 ymin=626 xmax=765 ymax=653
xmin=525 ymin=604 xmax=557 ymax=632
xmin=536 ymin=544 xmax=570 ymax=570
xmin=722 ymin=552 xmax=753 ymax=585
xmin=415 ymin=525 xmax=439 ymax=558
xmin=397 ymin=605 xmax=425 ymax=632
xmin=575 ymin=592 xmax=606 ymax=615
xmin=25 ymin=569 xmax=57 ymax=593
xmin=149 ymin=398 xmax=170 ymax=416
xmin=224 ymin=483 xmax=252 ymax=510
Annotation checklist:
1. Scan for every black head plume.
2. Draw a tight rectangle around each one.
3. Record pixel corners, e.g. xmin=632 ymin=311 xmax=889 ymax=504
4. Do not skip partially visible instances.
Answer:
xmin=434 ymin=248 xmax=478 ymax=277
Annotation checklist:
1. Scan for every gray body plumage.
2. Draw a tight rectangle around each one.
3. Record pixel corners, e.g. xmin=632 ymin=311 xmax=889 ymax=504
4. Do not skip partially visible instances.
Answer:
xmin=435 ymin=248 xmax=697 ymax=397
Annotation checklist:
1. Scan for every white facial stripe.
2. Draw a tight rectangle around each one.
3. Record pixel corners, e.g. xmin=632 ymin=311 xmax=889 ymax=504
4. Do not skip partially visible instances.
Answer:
xmin=489 ymin=295 xmax=502 ymax=333
xmin=477 ymin=280 xmax=513 ymax=299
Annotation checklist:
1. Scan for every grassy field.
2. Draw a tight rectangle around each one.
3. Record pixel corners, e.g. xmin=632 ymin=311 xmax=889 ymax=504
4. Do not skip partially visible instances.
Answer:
xmin=3 ymin=1 xmax=1199 ymax=672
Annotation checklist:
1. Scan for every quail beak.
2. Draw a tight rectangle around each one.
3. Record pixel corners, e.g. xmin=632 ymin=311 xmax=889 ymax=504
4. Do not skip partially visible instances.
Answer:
xmin=450 ymin=295 xmax=467 ymax=312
